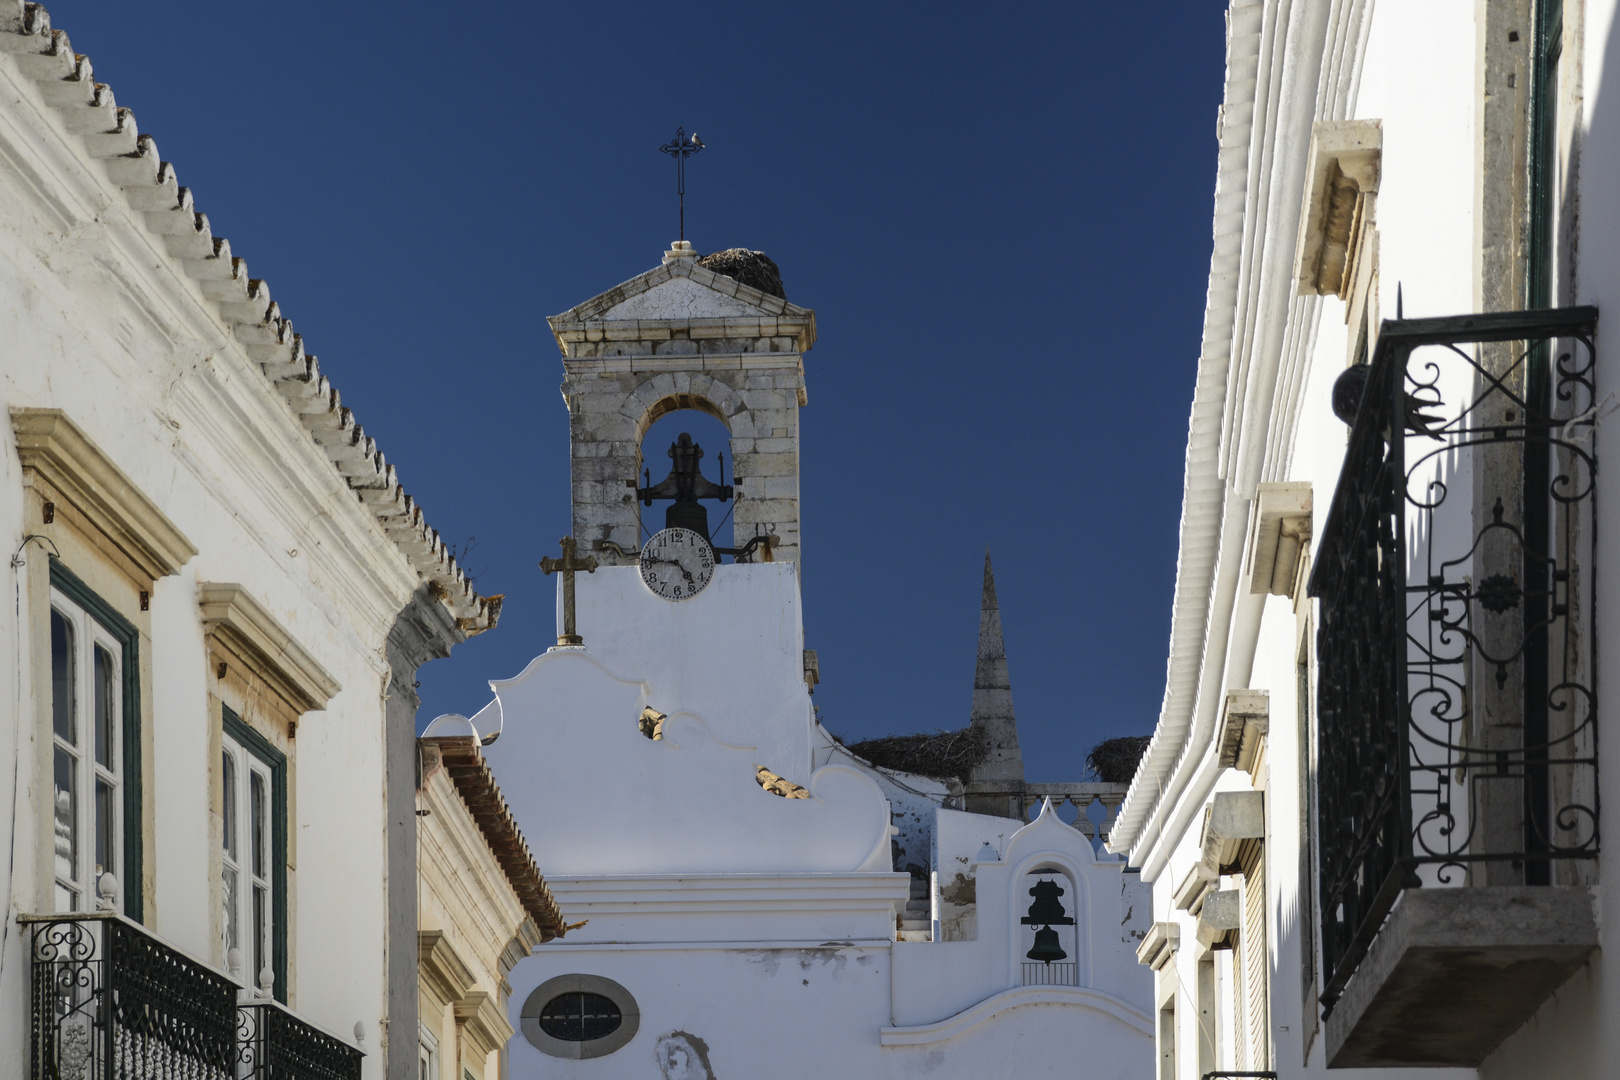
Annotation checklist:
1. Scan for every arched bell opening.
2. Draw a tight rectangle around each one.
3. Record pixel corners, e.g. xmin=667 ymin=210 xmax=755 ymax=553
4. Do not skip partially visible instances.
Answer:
xmin=637 ymin=404 xmax=735 ymax=551
xmin=1019 ymin=866 xmax=1080 ymax=987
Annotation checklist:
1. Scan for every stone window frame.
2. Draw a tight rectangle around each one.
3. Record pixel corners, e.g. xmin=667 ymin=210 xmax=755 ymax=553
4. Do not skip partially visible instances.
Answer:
xmin=221 ymin=704 xmax=289 ymax=1003
xmin=47 ymin=560 xmax=142 ymax=919
xmin=13 ymin=408 xmax=196 ymax=922
xmin=201 ymin=582 xmax=338 ymax=1004
xmin=521 ymin=974 xmax=640 ymax=1060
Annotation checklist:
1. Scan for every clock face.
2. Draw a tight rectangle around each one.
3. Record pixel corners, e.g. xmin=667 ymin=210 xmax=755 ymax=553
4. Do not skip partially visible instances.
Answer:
xmin=638 ymin=528 xmax=716 ymax=601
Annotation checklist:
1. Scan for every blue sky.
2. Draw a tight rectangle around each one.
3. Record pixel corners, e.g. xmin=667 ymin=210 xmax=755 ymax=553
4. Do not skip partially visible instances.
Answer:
xmin=60 ymin=1 xmax=1227 ymax=781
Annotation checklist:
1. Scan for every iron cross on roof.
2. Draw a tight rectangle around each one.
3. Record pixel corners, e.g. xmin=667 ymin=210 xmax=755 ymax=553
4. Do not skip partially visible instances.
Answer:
xmin=659 ymin=127 xmax=704 ymax=242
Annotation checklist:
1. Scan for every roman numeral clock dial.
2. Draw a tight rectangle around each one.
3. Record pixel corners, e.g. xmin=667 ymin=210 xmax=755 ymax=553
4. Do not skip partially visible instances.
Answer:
xmin=638 ymin=527 xmax=716 ymax=601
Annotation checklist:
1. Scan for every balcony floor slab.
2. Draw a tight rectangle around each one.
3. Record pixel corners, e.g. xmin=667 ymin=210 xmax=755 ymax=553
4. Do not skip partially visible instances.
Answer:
xmin=1326 ymin=885 xmax=1597 ymax=1068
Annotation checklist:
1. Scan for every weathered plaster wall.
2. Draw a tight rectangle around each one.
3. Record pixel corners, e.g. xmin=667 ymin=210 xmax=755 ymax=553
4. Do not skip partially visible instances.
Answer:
xmin=0 ymin=23 xmax=468 ymax=1077
xmin=559 ymin=563 xmax=815 ymax=782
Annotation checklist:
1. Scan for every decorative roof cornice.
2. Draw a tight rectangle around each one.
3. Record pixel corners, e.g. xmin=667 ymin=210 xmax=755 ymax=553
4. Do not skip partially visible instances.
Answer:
xmin=420 ymin=736 xmax=565 ymax=941
xmin=0 ymin=1 xmax=497 ymax=635
xmin=1107 ymin=0 xmax=1268 ymax=860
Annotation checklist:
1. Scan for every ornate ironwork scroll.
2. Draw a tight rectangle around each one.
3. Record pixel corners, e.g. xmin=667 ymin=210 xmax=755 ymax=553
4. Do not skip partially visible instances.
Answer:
xmin=1308 ymin=307 xmax=1600 ymax=1011
xmin=239 ymin=1001 xmax=362 ymax=1080
xmin=28 ymin=913 xmax=236 ymax=1080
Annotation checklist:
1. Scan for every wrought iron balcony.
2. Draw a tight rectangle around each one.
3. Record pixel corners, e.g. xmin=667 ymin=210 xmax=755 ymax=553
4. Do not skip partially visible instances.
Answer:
xmin=1307 ymin=307 xmax=1600 ymax=1067
xmin=238 ymin=1000 xmax=362 ymax=1080
xmin=23 ymin=911 xmax=361 ymax=1080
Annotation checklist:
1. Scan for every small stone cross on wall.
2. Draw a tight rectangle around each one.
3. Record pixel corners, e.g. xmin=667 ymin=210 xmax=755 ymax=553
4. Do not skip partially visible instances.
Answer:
xmin=540 ymin=536 xmax=597 ymax=646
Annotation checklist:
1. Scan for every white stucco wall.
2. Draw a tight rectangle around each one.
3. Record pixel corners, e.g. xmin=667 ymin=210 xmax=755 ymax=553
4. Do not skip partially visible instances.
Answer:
xmin=484 ymin=579 xmax=1152 ymax=1076
xmin=559 ymin=564 xmax=814 ymax=782
xmin=0 ymin=36 xmax=423 ymax=1078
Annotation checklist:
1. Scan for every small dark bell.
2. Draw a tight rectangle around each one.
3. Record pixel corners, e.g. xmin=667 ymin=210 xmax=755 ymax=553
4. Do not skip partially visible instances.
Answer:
xmin=1025 ymin=879 xmax=1069 ymax=925
xmin=1026 ymin=925 xmax=1067 ymax=965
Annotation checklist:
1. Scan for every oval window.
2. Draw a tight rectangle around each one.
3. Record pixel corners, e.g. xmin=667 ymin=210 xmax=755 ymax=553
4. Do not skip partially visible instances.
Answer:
xmin=522 ymin=975 xmax=639 ymax=1059
xmin=538 ymin=991 xmax=622 ymax=1041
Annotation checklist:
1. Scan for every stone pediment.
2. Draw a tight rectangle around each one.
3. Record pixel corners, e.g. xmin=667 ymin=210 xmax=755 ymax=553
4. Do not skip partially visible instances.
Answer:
xmin=548 ymin=249 xmax=816 ymax=353
xmin=599 ymin=276 xmax=765 ymax=321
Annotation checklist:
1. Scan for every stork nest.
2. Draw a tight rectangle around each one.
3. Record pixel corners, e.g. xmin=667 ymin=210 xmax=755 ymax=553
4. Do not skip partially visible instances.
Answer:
xmin=844 ymin=727 xmax=987 ymax=782
xmin=1086 ymin=736 xmax=1152 ymax=784
xmin=696 ymin=248 xmax=787 ymax=299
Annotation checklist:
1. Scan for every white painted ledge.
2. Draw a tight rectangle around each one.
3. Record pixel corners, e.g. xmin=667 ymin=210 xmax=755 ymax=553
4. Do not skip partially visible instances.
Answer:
xmin=879 ymin=985 xmax=1153 ymax=1046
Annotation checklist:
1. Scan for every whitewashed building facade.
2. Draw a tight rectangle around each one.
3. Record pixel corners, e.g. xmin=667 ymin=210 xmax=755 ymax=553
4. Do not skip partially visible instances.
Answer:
xmin=1111 ymin=1 xmax=1620 ymax=1078
xmin=432 ymin=245 xmax=1156 ymax=1078
xmin=0 ymin=4 xmax=500 ymax=1078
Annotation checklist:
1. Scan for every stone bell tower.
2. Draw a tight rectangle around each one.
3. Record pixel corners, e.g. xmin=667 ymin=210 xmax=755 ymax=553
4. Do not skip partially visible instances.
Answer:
xmin=547 ymin=242 xmax=816 ymax=565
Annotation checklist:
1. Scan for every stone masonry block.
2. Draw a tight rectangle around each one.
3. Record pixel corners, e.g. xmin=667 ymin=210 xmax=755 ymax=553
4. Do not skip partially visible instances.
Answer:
xmin=741 ymin=453 xmax=797 ymax=477
xmin=737 ymin=498 xmax=797 ymax=519
xmin=741 ymin=390 xmax=794 ymax=411
xmin=762 ymin=476 xmax=798 ymax=498
xmin=578 ymin=392 xmax=632 ymax=415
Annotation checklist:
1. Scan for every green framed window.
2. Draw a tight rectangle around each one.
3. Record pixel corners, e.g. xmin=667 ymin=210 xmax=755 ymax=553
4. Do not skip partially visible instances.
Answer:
xmin=222 ymin=705 xmax=288 ymax=1003
xmin=48 ymin=559 xmax=141 ymax=922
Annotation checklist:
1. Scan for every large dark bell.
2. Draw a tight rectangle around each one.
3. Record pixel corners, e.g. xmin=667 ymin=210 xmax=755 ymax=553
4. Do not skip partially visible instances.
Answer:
xmin=1026 ymin=925 xmax=1067 ymax=965
xmin=665 ymin=500 xmax=710 ymax=541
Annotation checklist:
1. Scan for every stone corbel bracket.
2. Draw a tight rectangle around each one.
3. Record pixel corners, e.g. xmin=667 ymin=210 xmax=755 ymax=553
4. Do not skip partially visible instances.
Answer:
xmin=199 ymin=583 xmax=341 ymax=713
xmin=1198 ymin=789 xmax=1265 ymax=873
xmin=1196 ymin=888 xmax=1241 ymax=949
xmin=1248 ymin=482 xmax=1312 ymax=598
xmin=417 ymin=929 xmax=475 ymax=1006
xmin=1135 ymin=920 xmax=1180 ymax=970
xmin=1294 ymin=119 xmax=1382 ymax=299
xmin=1172 ymin=861 xmax=1217 ymax=917
xmin=1215 ymin=690 xmax=1270 ymax=776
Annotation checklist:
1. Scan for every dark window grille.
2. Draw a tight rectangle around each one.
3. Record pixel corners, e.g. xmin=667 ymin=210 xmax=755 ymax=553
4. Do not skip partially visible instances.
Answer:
xmin=1308 ymin=307 xmax=1600 ymax=1012
xmin=538 ymin=992 xmax=623 ymax=1042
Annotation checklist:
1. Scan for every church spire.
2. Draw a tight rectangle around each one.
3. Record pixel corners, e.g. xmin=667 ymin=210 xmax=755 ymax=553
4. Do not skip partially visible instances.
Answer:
xmin=967 ymin=549 xmax=1024 ymax=809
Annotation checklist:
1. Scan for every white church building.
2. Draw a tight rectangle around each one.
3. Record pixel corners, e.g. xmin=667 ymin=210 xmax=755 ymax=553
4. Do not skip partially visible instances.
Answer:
xmin=428 ymin=243 xmax=1154 ymax=1078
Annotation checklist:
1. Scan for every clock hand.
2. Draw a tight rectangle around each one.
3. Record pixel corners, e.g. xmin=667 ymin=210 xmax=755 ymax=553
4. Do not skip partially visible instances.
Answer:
xmin=643 ymin=555 xmax=695 ymax=584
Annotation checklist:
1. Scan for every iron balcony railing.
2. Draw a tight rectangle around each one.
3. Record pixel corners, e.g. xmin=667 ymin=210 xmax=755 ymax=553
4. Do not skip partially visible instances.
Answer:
xmin=238 ymin=1001 xmax=362 ymax=1080
xmin=1307 ymin=307 xmax=1600 ymax=1011
xmin=23 ymin=911 xmax=361 ymax=1080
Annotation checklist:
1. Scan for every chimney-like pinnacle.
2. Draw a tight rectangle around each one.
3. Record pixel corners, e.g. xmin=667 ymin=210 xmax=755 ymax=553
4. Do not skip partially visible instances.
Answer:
xmin=968 ymin=548 xmax=1024 ymax=788
xmin=663 ymin=240 xmax=698 ymax=265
